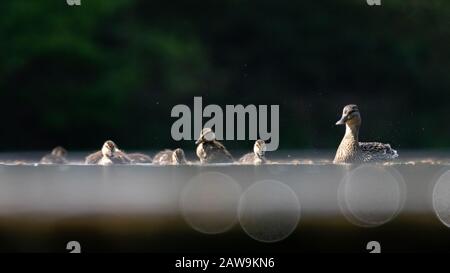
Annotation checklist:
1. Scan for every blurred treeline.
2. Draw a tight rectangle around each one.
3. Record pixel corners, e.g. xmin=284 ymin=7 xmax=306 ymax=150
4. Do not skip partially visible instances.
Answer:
xmin=0 ymin=0 xmax=449 ymax=151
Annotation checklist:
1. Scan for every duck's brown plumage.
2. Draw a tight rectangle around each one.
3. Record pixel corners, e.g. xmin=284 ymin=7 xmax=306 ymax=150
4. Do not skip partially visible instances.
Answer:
xmin=239 ymin=140 xmax=266 ymax=164
xmin=85 ymin=150 xmax=131 ymax=165
xmin=153 ymin=148 xmax=186 ymax=165
xmin=127 ymin=153 xmax=152 ymax=163
xmin=85 ymin=151 xmax=103 ymax=164
xmin=84 ymin=140 xmax=132 ymax=165
xmin=334 ymin=105 xmax=398 ymax=163
xmin=40 ymin=146 xmax=68 ymax=164
xmin=195 ymin=128 xmax=234 ymax=163
xmin=196 ymin=140 xmax=233 ymax=163
xmin=239 ymin=152 xmax=265 ymax=164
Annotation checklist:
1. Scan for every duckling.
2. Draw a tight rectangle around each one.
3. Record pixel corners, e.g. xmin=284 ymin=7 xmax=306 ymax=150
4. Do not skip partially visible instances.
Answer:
xmin=40 ymin=146 xmax=68 ymax=164
xmin=153 ymin=148 xmax=187 ymax=165
xmin=127 ymin=153 xmax=152 ymax=164
xmin=85 ymin=140 xmax=132 ymax=165
xmin=334 ymin=104 xmax=398 ymax=163
xmin=195 ymin=128 xmax=233 ymax=163
xmin=239 ymin=139 xmax=267 ymax=164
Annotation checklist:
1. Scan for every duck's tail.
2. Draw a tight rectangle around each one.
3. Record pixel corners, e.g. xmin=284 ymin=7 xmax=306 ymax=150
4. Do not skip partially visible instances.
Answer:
xmin=360 ymin=142 xmax=399 ymax=161
xmin=389 ymin=146 xmax=399 ymax=159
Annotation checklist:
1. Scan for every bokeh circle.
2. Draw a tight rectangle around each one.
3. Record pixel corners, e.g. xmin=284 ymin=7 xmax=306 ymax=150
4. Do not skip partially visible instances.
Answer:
xmin=238 ymin=180 xmax=301 ymax=243
xmin=180 ymin=171 xmax=242 ymax=234
xmin=432 ymin=170 xmax=450 ymax=227
xmin=338 ymin=164 xmax=405 ymax=227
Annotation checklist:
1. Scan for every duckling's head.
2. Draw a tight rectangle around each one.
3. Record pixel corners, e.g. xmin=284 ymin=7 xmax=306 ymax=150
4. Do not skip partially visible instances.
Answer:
xmin=254 ymin=139 xmax=266 ymax=158
xmin=173 ymin=148 xmax=186 ymax=164
xmin=102 ymin=140 xmax=117 ymax=157
xmin=51 ymin=146 xmax=67 ymax=157
xmin=195 ymin=128 xmax=216 ymax=144
xmin=336 ymin=104 xmax=361 ymax=127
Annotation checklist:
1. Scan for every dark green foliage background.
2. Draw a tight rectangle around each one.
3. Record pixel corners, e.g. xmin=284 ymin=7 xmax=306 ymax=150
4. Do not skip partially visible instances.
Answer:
xmin=0 ymin=0 xmax=448 ymax=151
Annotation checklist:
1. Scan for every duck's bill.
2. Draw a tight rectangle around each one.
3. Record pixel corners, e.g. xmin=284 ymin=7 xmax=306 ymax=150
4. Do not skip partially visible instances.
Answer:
xmin=195 ymin=132 xmax=206 ymax=144
xmin=335 ymin=117 xmax=346 ymax=125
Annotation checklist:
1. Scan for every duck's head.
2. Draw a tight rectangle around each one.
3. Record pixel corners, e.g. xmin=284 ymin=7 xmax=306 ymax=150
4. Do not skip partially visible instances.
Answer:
xmin=102 ymin=140 xmax=118 ymax=157
xmin=336 ymin=104 xmax=361 ymax=127
xmin=195 ymin=128 xmax=216 ymax=144
xmin=172 ymin=148 xmax=186 ymax=164
xmin=254 ymin=139 xmax=266 ymax=158
xmin=51 ymin=146 xmax=67 ymax=157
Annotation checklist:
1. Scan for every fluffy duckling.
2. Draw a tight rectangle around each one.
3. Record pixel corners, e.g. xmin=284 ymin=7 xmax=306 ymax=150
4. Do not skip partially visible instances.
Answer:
xmin=195 ymin=128 xmax=233 ymax=163
xmin=85 ymin=140 xmax=132 ymax=165
xmin=127 ymin=153 xmax=152 ymax=164
xmin=334 ymin=104 xmax=398 ymax=163
xmin=153 ymin=148 xmax=186 ymax=165
xmin=239 ymin=140 xmax=267 ymax=164
xmin=40 ymin=146 xmax=68 ymax=164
